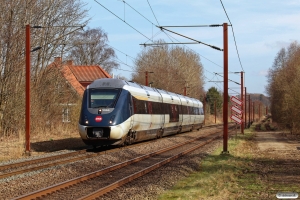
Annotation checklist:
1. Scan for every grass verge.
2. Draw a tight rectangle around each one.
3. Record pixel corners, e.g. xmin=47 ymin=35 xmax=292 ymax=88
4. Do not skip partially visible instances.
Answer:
xmin=158 ymin=125 xmax=270 ymax=200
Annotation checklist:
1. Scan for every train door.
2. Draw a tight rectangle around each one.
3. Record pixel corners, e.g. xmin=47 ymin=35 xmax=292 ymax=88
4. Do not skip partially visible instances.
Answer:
xmin=128 ymin=94 xmax=134 ymax=129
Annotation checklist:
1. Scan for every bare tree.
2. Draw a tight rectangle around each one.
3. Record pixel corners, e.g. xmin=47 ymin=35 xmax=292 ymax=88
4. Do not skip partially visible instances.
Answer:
xmin=0 ymin=0 xmax=89 ymax=136
xmin=67 ymin=27 xmax=119 ymax=74
xmin=266 ymin=41 xmax=300 ymax=134
xmin=132 ymin=43 xmax=205 ymax=99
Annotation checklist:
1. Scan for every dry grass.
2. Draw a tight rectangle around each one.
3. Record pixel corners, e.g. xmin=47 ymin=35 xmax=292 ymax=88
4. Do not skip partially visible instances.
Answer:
xmin=205 ymin=114 xmax=223 ymax=125
xmin=158 ymin=125 xmax=267 ymax=200
xmin=0 ymin=124 xmax=81 ymax=162
xmin=159 ymin=121 xmax=300 ymax=200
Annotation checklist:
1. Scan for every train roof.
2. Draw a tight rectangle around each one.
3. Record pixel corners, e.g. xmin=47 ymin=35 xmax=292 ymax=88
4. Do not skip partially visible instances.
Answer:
xmin=88 ymin=78 xmax=202 ymax=106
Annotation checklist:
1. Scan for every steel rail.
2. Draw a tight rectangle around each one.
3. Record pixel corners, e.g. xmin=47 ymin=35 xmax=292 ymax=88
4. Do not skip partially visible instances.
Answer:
xmin=12 ymin=128 xmax=224 ymax=200
xmin=79 ymin=134 xmax=223 ymax=200
xmin=0 ymin=150 xmax=86 ymax=171
xmin=1 ymin=124 xmax=222 ymax=180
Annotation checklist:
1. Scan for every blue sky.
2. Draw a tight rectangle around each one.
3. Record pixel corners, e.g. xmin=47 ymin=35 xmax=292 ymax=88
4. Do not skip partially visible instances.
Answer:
xmin=83 ymin=0 xmax=300 ymax=96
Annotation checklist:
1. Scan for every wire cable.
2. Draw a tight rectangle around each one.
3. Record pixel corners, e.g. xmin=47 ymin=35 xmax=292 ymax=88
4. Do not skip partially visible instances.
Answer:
xmin=147 ymin=0 xmax=160 ymax=26
xmin=162 ymin=30 xmax=223 ymax=68
xmin=94 ymin=0 xmax=153 ymax=42
xmin=219 ymin=0 xmax=244 ymax=72
xmin=93 ymin=0 xmax=226 ymax=89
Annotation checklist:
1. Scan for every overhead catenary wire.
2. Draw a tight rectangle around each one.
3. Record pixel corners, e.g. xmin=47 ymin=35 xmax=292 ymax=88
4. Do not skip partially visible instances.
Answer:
xmin=92 ymin=0 xmax=225 ymax=90
xmin=147 ymin=0 xmax=160 ymax=26
xmin=228 ymin=88 xmax=240 ymax=94
xmin=93 ymin=0 xmax=154 ymax=42
xmin=159 ymin=30 xmax=223 ymax=69
xmin=120 ymin=0 xmax=175 ymax=43
xmin=109 ymin=42 xmax=211 ymax=78
xmin=95 ymin=0 xmax=222 ymax=68
xmin=219 ymin=0 xmax=244 ymax=72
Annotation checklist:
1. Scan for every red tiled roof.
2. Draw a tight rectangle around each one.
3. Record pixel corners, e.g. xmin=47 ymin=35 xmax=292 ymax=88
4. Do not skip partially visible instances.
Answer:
xmin=69 ymin=65 xmax=111 ymax=82
xmin=48 ymin=57 xmax=112 ymax=96
xmin=61 ymin=66 xmax=85 ymax=96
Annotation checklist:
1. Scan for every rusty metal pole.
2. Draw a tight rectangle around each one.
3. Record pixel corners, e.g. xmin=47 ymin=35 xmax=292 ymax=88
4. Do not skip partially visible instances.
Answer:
xmin=25 ymin=24 xmax=31 ymax=155
xmin=245 ymin=87 xmax=247 ymax=128
xmin=184 ymin=87 xmax=186 ymax=96
xmin=203 ymin=94 xmax=206 ymax=125
xmin=215 ymin=100 xmax=216 ymax=124
xmin=248 ymin=94 xmax=251 ymax=126
xmin=241 ymin=72 xmax=244 ymax=134
xmin=253 ymin=102 xmax=255 ymax=122
xmin=258 ymin=102 xmax=260 ymax=120
xmin=222 ymin=23 xmax=229 ymax=153
xmin=145 ymin=71 xmax=148 ymax=86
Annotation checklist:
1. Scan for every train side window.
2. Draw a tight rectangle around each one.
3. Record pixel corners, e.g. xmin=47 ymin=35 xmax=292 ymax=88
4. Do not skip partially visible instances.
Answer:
xmin=152 ymin=102 xmax=162 ymax=114
xmin=193 ymin=107 xmax=197 ymax=115
xmin=200 ymin=108 xmax=204 ymax=115
xmin=178 ymin=105 xmax=182 ymax=114
xmin=195 ymin=107 xmax=199 ymax=115
xmin=144 ymin=101 xmax=148 ymax=114
xmin=133 ymin=97 xmax=147 ymax=114
xmin=164 ymin=103 xmax=170 ymax=115
xmin=169 ymin=104 xmax=179 ymax=122
xmin=184 ymin=106 xmax=189 ymax=114
xmin=189 ymin=106 xmax=193 ymax=114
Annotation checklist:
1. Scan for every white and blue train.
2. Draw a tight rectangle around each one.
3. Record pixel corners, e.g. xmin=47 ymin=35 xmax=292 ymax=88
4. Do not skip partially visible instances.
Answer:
xmin=78 ymin=78 xmax=204 ymax=147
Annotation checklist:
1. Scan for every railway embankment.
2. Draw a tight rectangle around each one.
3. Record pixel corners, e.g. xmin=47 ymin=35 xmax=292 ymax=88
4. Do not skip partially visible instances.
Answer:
xmin=158 ymin=122 xmax=300 ymax=200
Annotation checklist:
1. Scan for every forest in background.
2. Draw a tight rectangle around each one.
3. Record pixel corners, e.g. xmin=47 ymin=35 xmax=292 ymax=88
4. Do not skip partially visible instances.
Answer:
xmin=266 ymin=41 xmax=300 ymax=134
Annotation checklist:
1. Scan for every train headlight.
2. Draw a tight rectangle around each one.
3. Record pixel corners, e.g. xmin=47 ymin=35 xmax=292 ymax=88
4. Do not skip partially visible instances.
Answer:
xmin=84 ymin=116 xmax=89 ymax=124
xmin=109 ymin=115 xmax=115 ymax=125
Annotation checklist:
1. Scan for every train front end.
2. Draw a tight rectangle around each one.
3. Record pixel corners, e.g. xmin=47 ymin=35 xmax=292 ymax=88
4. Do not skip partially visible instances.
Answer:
xmin=78 ymin=79 xmax=132 ymax=147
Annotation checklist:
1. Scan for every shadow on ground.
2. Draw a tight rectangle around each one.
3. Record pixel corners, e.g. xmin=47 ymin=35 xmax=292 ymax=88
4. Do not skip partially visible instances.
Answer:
xmin=31 ymin=138 xmax=87 ymax=152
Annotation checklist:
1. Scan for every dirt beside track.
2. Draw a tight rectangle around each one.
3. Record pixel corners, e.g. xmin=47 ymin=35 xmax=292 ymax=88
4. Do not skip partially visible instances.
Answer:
xmin=254 ymin=130 xmax=300 ymax=197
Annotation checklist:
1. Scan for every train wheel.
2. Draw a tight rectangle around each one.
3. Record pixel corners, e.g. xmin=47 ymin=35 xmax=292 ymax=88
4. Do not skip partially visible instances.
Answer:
xmin=156 ymin=130 xmax=160 ymax=139
xmin=125 ymin=131 xmax=133 ymax=145
xmin=159 ymin=129 xmax=163 ymax=138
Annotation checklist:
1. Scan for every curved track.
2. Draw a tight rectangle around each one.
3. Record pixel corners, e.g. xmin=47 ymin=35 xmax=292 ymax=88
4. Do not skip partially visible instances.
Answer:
xmin=12 ymin=124 xmax=235 ymax=200
xmin=0 ymin=124 xmax=222 ymax=180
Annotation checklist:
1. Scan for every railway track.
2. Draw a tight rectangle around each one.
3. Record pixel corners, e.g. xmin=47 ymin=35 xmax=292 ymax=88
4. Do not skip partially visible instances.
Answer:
xmin=12 ymin=124 xmax=235 ymax=200
xmin=0 ymin=124 xmax=223 ymax=181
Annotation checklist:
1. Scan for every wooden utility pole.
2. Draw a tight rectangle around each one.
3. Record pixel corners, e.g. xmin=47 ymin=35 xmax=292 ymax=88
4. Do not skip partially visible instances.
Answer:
xmin=222 ymin=23 xmax=229 ymax=153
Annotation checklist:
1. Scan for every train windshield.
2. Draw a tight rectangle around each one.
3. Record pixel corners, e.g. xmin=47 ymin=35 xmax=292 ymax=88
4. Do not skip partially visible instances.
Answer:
xmin=89 ymin=88 xmax=121 ymax=108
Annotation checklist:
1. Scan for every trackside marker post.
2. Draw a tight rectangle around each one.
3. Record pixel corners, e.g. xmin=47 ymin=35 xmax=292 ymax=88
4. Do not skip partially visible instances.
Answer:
xmin=231 ymin=105 xmax=243 ymax=115
xmin=230 ymin=115 xmax=242 ymax=124
xmin=230 ymin=96 xmax=242 ymax=106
